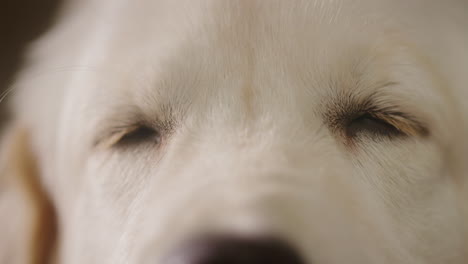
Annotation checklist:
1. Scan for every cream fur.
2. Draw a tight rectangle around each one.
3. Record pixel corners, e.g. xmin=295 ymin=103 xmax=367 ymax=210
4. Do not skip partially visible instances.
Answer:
xmin=1 ymin=0 xmax=468 ymax=263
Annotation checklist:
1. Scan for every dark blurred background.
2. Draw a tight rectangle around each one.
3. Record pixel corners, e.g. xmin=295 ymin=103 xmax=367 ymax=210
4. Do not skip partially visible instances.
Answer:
xmin=0 ymin=0 xmax=62 ymax=128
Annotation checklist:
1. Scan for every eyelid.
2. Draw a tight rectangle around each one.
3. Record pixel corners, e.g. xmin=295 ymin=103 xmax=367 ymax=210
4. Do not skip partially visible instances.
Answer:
xmin=366 ymin=110 xmax=428 ymax=137
xmin=94 ymin=124 xmax=144 ymax=149
xmin=325 ymin=98 xmax=429 ymax=139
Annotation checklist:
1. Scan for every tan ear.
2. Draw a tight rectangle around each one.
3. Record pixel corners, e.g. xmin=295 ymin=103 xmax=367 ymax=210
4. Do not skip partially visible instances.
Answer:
xmin=0 ymin=124 xmax=57 ymax=264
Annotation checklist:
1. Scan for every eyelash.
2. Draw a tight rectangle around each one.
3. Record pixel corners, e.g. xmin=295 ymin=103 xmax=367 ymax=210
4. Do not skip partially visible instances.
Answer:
xmin=345 ymin=112 xmax=405 ymax=139
xmin=114 ymin=125 xmax=162 ymax=148
xmin=101 ymin=105 xmax=425 ymax=149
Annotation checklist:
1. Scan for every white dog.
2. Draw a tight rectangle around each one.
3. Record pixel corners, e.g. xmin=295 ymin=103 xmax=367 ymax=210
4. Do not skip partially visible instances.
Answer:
xmin=1 ymin=0 xmax=468 ymax=263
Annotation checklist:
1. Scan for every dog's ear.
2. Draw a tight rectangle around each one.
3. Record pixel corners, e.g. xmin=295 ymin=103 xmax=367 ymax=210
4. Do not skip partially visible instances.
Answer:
xmin=0 ymin=124 xmax=57 ymax=264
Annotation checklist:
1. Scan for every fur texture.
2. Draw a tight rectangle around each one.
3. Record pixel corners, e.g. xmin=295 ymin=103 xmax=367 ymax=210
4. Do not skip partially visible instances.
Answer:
xmin=1 ymin=0 xmax=468 ymax=263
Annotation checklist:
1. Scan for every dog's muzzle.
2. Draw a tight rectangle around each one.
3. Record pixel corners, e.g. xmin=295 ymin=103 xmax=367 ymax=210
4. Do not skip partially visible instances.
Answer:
xmin=162 ymin=235 xmax=305 ymax=264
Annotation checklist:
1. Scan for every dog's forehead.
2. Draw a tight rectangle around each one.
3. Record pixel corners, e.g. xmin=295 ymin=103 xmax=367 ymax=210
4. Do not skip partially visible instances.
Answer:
xmin=103 ymin=0 xmax=385 ymax=79
xmin=86 ymin=0 xmax=412 ymax=117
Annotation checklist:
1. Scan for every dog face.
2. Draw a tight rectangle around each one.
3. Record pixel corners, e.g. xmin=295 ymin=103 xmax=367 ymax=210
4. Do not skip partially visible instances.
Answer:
xmin=4 ymin=0 xmax=468 ymax=263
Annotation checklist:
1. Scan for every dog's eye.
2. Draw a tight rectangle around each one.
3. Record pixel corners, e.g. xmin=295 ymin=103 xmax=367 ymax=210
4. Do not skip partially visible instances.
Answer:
xmin=115 ymin=125 xmax=161 ymax=147
xmin=346 ymin=113 xmax=404 ymax=138
xmin=326 ymin=99 xmax=429 ymax=144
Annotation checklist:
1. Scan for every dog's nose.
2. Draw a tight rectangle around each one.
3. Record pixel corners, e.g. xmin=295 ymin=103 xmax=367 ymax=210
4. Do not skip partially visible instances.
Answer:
xmin=163 ymin=235 xmax=305 ymax=264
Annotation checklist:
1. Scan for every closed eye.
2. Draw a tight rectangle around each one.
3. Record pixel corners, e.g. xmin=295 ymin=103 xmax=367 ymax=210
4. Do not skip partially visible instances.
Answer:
xmin=342 ymin=108 xmax=429 ymax=142
xmin=346 ymin=112 xmax=405 ymax=138
xmin=325 ymin=97 xmax=429 ymax=143
xmin=95 ymin=124 xmax=162 ymax=149
xmin=116 ymin=125 xmax=161 ymax=147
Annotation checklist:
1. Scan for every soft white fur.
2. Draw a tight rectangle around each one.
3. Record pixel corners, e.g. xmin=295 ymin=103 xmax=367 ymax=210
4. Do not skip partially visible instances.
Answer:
xmin=3 ymin=0 xmax=468 ymax=263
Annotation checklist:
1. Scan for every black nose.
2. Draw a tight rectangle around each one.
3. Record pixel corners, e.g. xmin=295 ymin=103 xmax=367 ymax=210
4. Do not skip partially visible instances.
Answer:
xmin=163 ymin=235 xmax=305 ymax=264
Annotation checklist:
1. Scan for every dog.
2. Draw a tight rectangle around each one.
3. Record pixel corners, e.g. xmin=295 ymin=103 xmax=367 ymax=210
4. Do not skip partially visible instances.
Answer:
xmin=1 ymin=0 xmax=468 ymax=263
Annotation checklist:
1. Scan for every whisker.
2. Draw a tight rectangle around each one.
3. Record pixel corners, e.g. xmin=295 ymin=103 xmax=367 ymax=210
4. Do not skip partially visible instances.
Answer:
xmin=0 ymin=86 xmax=15 ymax=104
